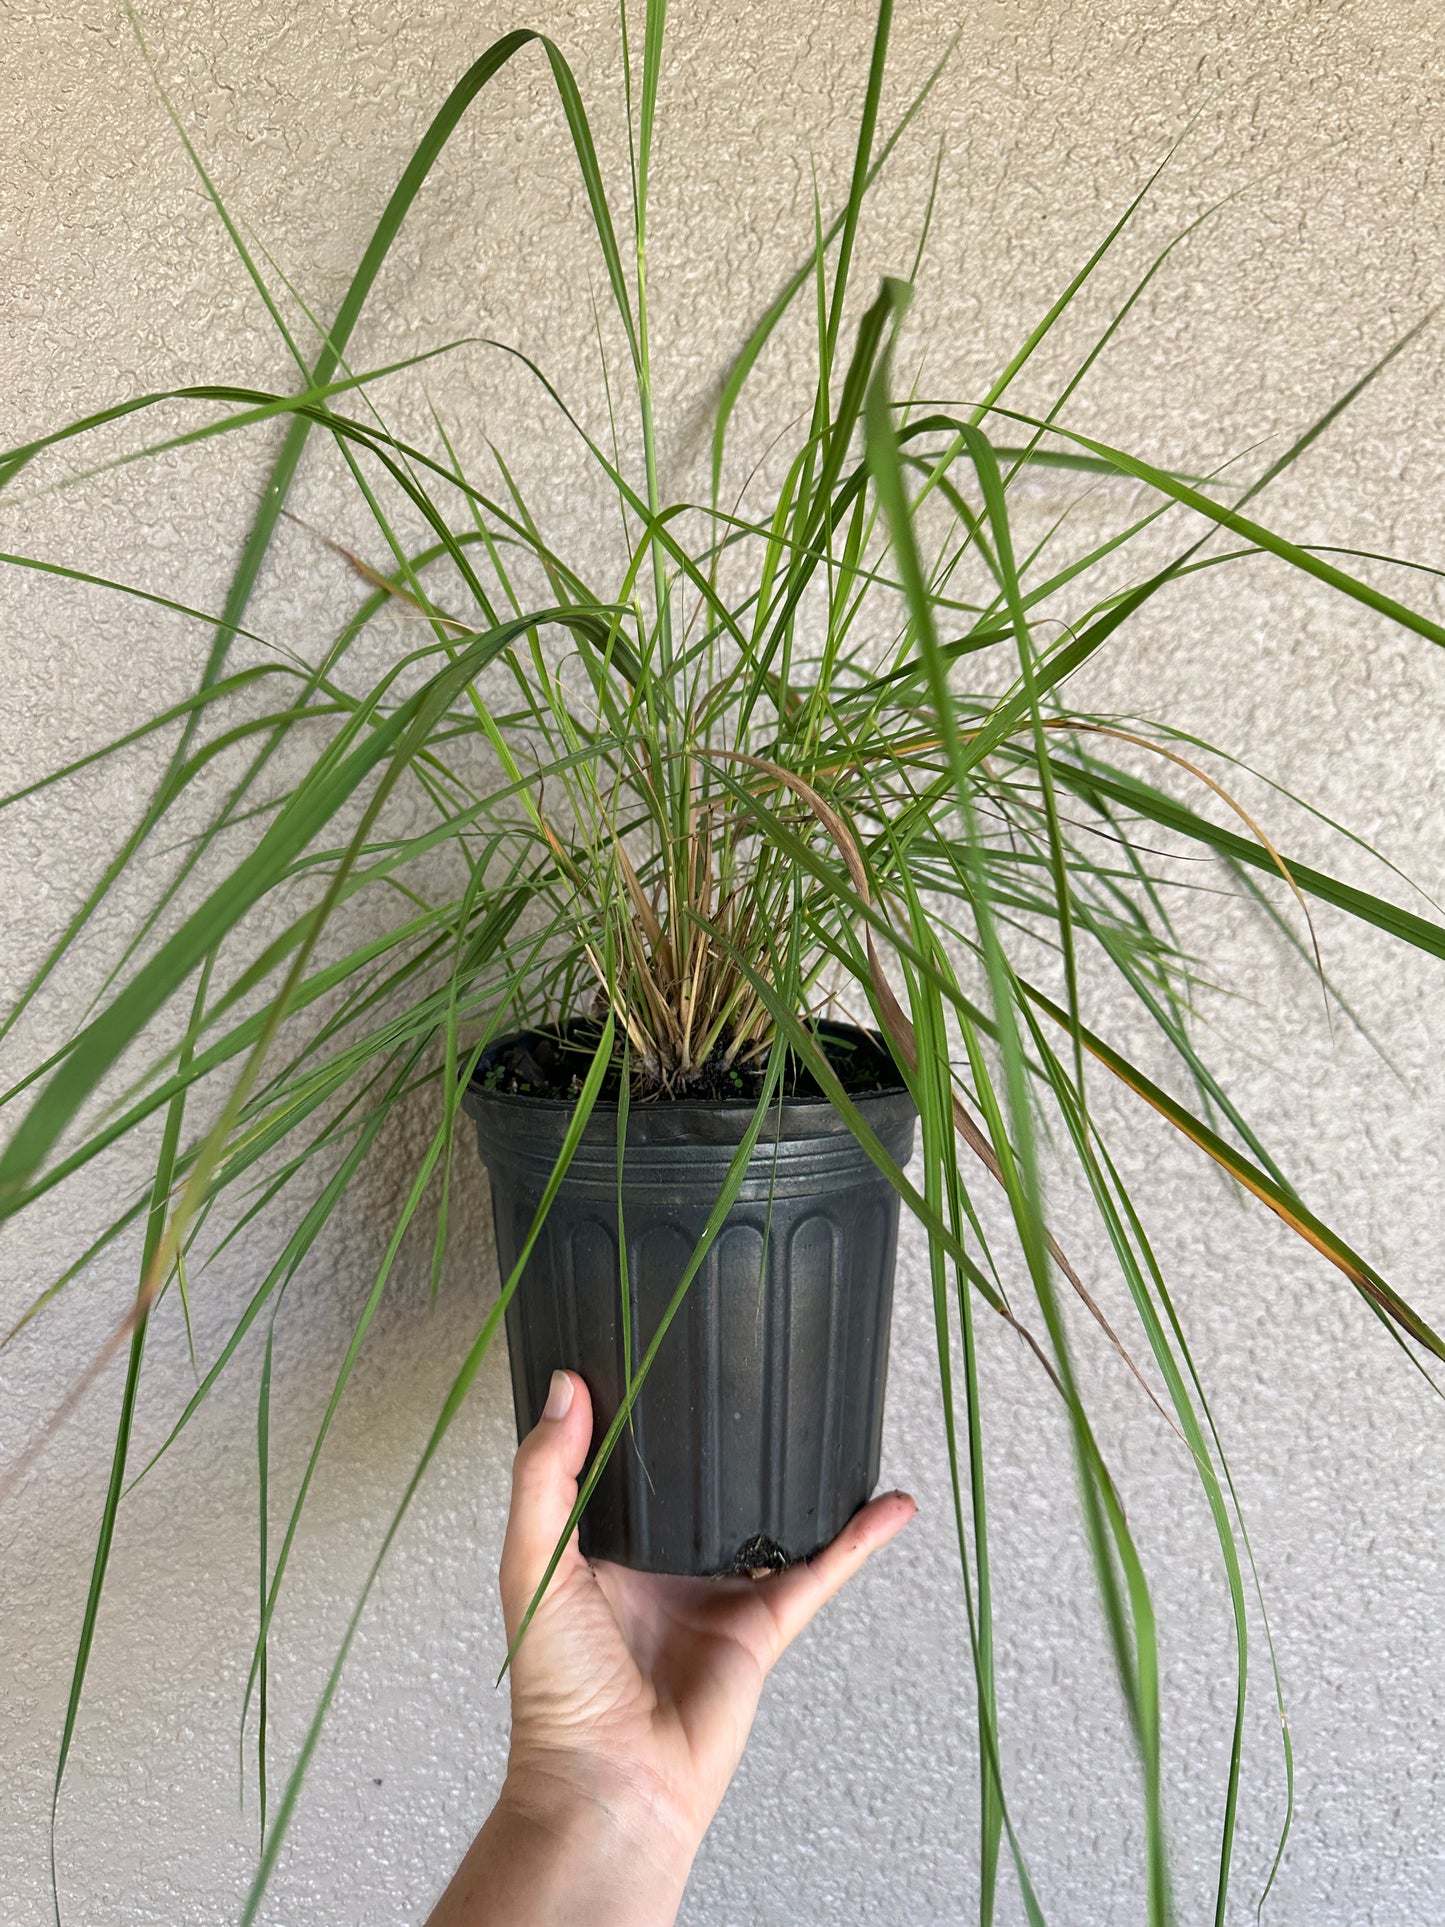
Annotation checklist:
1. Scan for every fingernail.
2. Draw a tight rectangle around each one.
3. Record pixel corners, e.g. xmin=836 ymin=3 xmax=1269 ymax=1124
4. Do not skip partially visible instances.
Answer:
xmin=543 ymin=1370 xmax=574 ymax=1420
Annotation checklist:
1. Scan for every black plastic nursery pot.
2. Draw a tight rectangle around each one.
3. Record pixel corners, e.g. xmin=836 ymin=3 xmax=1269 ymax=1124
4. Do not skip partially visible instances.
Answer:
xmin=464 ymin=1022 xmax=916 ymax=1576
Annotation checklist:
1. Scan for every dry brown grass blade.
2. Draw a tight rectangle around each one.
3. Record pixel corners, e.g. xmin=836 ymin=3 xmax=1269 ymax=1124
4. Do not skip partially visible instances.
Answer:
xmin=1034 ymin=991 xmax=1437 ymax=1339
xmin=1048 ymin=719 xmax=1332 ymax=1026
xmin=579 ymin=938 xmax=655 ymax=1060
xmin=537 ymin=794 xmax=681 ymax=1061
xmin=0 ymin=1271 xmax=158 ymax=1511
xmin=823 ymin=719 xmax=1326 ymax=1013
xmin=863 ymin=954 xmax=1184 ymax=1442
xmin=708 ymin=747 xmax=1182 ymax=1436
xmin=1014 ymin=972 xmax=1445 ymax=1375
xmin=281 ymin=509 xmax=473 ymax=630
xmin=609 ymin=825 xmax=667 ymax=959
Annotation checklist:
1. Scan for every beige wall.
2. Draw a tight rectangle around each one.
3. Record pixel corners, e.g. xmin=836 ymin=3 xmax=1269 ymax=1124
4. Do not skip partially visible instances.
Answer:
xmin=4 ymin=2 xmax=1445 ymax=1922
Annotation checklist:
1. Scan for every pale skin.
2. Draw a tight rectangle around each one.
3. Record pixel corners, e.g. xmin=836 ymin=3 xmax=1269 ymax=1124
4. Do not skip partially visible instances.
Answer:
xmin=426 ymin=1369 xmax=917 ymax=1927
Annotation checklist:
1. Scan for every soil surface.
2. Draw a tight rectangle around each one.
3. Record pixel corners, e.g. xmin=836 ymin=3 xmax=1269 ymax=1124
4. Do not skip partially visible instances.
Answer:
xmin=474 ymin=1017 xmax=905 ymax=1104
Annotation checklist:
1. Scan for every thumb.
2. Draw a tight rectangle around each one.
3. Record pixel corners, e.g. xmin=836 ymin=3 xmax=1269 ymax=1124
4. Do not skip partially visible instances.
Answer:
xmin=497 ymin=1369 xmax=594 ymax=1638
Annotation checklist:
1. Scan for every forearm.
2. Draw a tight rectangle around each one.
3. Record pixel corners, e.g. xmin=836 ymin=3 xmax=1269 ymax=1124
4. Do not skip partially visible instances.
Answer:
xmin=424 ymin=1773 xmax=695 ymax=1927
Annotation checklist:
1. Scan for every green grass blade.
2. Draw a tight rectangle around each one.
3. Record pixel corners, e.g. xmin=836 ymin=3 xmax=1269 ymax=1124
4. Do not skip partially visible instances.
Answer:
xmin=237 ymin=1015 xmax=615 ymax=1924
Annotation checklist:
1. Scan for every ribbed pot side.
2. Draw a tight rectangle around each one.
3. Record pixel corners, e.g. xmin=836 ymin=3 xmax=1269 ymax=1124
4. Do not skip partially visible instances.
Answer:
xmin=466 ymin=1057 xmax=915 ymax=1576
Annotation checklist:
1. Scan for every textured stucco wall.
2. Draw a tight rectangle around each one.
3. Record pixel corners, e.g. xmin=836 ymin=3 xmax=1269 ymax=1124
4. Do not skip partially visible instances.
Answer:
xmin=5 ymin=2 xmax=1445 ymax=1923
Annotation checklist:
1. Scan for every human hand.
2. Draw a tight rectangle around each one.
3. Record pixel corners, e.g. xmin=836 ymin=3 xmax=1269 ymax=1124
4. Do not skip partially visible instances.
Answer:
xmin=426 ymin=1368 xmax=915 ymax=1927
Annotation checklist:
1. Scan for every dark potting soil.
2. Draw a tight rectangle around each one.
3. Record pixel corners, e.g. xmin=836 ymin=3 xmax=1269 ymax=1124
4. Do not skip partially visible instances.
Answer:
xmin=725 ymin=1533 xmax=795 ymax=1577
xmin=475 ymin=1016 xmax=904 ymax=1105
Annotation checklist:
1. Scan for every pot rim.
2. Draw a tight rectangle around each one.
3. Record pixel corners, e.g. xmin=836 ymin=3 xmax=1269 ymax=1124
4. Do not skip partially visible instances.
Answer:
xmin=463 ymin=1019 xmax=917 ymax=1152
xmin=465 ymin=1016 xmax=910 ymax=1115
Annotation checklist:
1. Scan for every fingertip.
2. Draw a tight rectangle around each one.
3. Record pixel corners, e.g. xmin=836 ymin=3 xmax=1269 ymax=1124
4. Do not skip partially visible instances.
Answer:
xmin=512 ymin=1371 xmax=593 ymax=1489
xmin=847 ymin=1488 xmax=916 ymax=1554
xmin=542 ymin=1368 xmax=576 ymax=1421
xmin=531 ymin=1369 xmax=591 ymax=1437
xmin=875 ymin=1489 xmax=917 ymax=1538
xmin=868 ymin=1487 xmax=917 ymax=1519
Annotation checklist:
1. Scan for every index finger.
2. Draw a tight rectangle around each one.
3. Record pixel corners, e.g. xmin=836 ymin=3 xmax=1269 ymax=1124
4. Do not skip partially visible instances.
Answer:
xmin=754 ymin=1489 xmax=916 ymax=1658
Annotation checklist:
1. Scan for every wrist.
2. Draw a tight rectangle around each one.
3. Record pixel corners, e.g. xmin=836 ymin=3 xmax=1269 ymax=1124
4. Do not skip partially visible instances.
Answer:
xmin=427 ymin=1766 xmax=695 ymax=1927
xmin=492 ymin=1780 xmax=692 ymax=1927
xmin=499 ymin=1755 xmax=698 ymax=1913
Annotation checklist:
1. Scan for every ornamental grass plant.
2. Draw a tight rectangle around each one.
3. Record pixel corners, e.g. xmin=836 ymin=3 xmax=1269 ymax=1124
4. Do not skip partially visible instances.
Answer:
xmin=4 ymin=3 xmax=1444 ymax=1920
